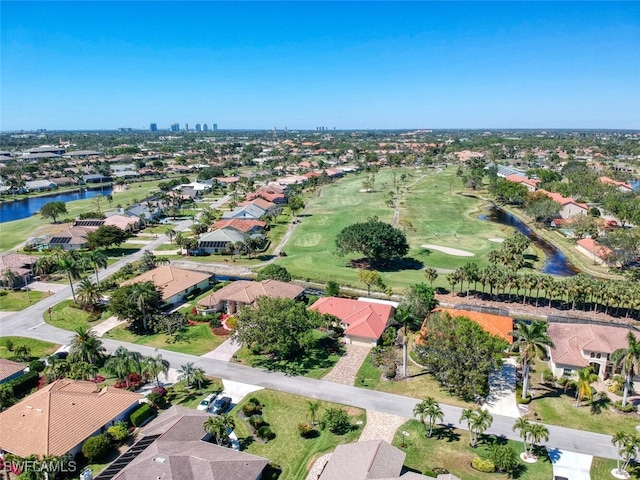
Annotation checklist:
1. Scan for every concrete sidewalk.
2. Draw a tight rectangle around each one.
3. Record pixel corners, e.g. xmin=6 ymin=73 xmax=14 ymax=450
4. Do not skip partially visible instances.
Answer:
xmin=90 ymin=316 xmax=128 ymax=337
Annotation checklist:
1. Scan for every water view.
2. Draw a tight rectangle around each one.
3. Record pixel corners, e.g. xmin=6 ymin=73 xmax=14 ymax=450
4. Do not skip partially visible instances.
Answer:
xmin=0 ymin=186 xmax=113 ymax=223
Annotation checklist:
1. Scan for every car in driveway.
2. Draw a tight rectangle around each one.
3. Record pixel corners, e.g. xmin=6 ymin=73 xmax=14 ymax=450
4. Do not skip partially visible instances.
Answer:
xmin=210 ymin=396 xmax=231 ymax=414
xmin=197 ymin=393 xmax=217 ymax=411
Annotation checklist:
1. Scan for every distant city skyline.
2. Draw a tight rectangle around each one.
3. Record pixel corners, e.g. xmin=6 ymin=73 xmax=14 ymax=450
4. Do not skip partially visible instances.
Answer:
xmin=1 ymin=2 xmax=639 ymax=131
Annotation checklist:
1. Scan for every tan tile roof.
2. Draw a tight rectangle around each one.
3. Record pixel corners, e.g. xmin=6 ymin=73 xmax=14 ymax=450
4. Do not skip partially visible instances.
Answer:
xmin=198 ymin=279 xmax=304 ymax=308
xmin=319 ymin=440 xmax=406 ymax=480
xmin=103 ymin=215 xmax=139 ymax=230
xmin=0 ymin=379 xmax=142 ymax=457
xmin=548 ymin=323 xmax=640 ymax=368
xmin=210 ymin=219 xmax=266 ymax=233
xmin=114 ymin=406 xmax=268 ymax=480
xmin=310 ymin=298 xmax=394 ymax=340
xmin=0 ymin=253 xmax=38 ymax=276
xmin=0 ymin=359 xmax=27 ymax=382
xmin=121 ymin=266 xmax=212 ymax=301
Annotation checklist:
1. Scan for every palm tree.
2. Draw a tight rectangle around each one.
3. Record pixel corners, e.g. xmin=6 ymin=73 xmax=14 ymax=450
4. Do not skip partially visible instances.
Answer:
xmin=424 ymin=267 xmax=438 ymax=287
xmin=82 ymin=249 xmax=108 ymax=285
xmin=2 ymin=268 xmax=18 ymax=290
xmin=307 ymin=400 xmax=321 ymax=425
xmin=395 ymin=305 xmax=414 ymax=377
xmin=69 ymin=326 xmax=105 ymax=366
xmin=69 ymin=361 xmax=97 ymax=381
xmin=512 ymin=418 xmax=531 ymax=455
xmin=142 ymin=352 xmax=170 ymax=387
xmin=204 ymin=415 xmax=227 ymax=446
xmin=460 ymin=408 xmax=492 ymax=447
xmin=509 ymin=320 xmax=554 ymax=400
xmin=525 ymin=423 xmax=549 ymax=459
xmin=574 ymin=366 xmax=599 ymax=407
xmin=166 ymin=228 xmax=176 ymax=244
xmin=611 ymin=332 xmax=640 ymax=407
xmin=193 ymin=367 xmax=206 ymax=391
xmin=127 ymin=281 xmax=158 ymax=331
xmin=76 ymin=278 xmax=104 ymax=311
xmin=56 ymin=252 xmax=81 ymax=303
xmin=413 ymin=397 xmax=444 ymax=438
xmin=105 ymin=346 xmax=141 ymax=388
xmin=177 ymin=362 xmax=196 ymax=387
xmin=612 ymin=431 xmax=640 ymax=475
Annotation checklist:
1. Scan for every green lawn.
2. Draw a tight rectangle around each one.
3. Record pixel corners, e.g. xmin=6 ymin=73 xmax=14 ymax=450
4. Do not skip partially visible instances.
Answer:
xmin=166 ymin=378 xmax=225 ymax=409
xmin=231 ymin=390 xmax=365 ymax=480
xmin=591 ymin=457 xmax=640 ymax=479
xmin=527 ymin=361 xmax=640 ymax=435
xmin=0 ymin=179 xmax=172 ymax=251
xmin=104 ymin=323 xmax=227 ymax=356
xmin=44 ymin=299 xmax=107 ymax=331
xmin=277 ymin=168 xmax=516 ymax=291
xmin=394 ymin=419 xmax=553 ymax=480
xmin=0 ymin=336 xmax=59 ymax=360
xmin=232 ymin=330 xmax=343 ymax=378
xmin=0 ymin=290 xmax=51 ymax=311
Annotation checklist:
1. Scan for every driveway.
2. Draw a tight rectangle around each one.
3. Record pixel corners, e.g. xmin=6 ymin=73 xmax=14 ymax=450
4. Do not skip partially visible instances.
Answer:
xmin=27 ymin=281 xmax=68 ymax=293
xmin=220 ymin=379 xmax=264 ymax=407
xmin=547 ymin=448 xmax=592 ymax=480
xmin=483 ymin=357 xmax=521 ymax=418
xmin=201 ymin=337 xmax=241 ymax=362
xmin=90 ymin=315 xmax=127 ymax=337
xmin=322 ymin=344 xmax=371 ymax=385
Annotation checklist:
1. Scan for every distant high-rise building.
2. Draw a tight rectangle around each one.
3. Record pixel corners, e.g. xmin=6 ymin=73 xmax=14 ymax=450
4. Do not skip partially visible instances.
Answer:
xmin=185 ymin=123 xmax=189 ymax=132
xmin=170 ymin=123 xmax=180 ymax=132
xmin=150 ymin=123 xmax=158 ymax=132
xmin=213 ymin=123 xmax=218 ymax=131
xmin=202 ymin=123 xmax=209 ymax=132
xmin=195 ymin=123 xmax=201 ymax=132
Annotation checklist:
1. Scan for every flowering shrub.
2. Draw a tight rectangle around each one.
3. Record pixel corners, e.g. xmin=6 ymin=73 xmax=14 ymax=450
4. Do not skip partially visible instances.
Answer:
xmin=151 ymin=386 xmax=167 ymax=397
xmin=114 ymin=373 xmax=145 ymax=391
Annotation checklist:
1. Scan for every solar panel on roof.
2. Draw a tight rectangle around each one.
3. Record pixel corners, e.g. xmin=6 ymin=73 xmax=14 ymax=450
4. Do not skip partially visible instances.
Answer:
xmin=93 ymin=434 xmax=161 ymax=480
xmin=50 ymin=237 xmax=71 ymax=244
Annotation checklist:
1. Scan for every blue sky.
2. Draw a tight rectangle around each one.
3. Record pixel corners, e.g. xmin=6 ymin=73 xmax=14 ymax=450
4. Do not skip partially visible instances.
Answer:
xmin=1 ymin=2 xmax=639 ymax=131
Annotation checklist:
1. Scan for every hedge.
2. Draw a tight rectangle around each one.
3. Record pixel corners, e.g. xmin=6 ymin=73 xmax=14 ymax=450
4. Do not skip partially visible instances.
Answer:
xmin=129 ymin=403 xmax=155 ymax=427
xmin=6 ymin=370 xmax=39 ymax=398
xmin=471 ymin=456 xmax=495 ymax=473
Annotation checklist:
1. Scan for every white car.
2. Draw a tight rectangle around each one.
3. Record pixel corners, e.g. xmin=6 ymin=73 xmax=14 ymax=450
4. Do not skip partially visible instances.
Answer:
xmin=197 ymin=393 xmax=216 ymax=411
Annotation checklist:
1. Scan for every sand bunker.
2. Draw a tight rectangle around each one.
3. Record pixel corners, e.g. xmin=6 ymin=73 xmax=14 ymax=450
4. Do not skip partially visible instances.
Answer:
xmin=488 ymin=238 xmax=505 ymax=243
xmin=421 ymin=244 xmax=474 ymax=257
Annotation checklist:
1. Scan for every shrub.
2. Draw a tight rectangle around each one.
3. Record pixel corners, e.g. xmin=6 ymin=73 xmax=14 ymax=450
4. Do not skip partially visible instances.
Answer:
xmin=28 ymin=360 xmax=45 ymax=373
xmin=515 ymin=387 xmax=532 ymax=404
xmin=3 ymin=338 xmax=14 ymax=352
xmin=147 ymin=392 xmax=166 ymax=409
xmin=614 ymin=401 xmax=638 ymax=413
xmin=130 ymin=403 xmax=155 ymax=427
xmin=542 ymin=368 xmax=555 ymax=383
xmin=488 ymin=444 xmax=519 ymax=474
xmin=257 ymin=426 xmax=275 ymax=441
xmin=226 ymin=317 xmax=238 ymax=329
xmin=249 ymin=415 xmax=265 ymax=429
xmin=6 ymin=370 xmax=39 ymax=397
xmin=298 ymin=422 xmax=314 ymax=437
xmin=107 ymin=422 xmax=129 ymax=444
xmin=209 ymin=317 xmax=222 ymax=329
xmin=608 ymin=375 xmax=625 ymax=395
xmin=0 ymin=290 xmax=7 ymax=297
xmin=322 ymin=408 xmax=351 ymax=435
xmin=151 ymin=386 xmax=167 ymax=397
xmin=471 ymin=456 xmax=495 ymax=473
xmin=81 ymin=434 xmax=112 ymax=462
xmin=556 ymin=376 xmax=569 ymax=386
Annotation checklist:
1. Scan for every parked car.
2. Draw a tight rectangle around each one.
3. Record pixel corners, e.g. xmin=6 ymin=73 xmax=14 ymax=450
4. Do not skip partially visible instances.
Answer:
xmin=210 ymin=396 xmax=231 ymax=414
xmin=197 ymin=393 xmax=217 ymax=411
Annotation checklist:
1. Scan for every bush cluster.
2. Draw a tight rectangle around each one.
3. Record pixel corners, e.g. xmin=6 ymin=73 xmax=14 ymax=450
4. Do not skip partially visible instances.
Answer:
xmin=130 ymin=403 xmax=155 ymax=427
xmin=257 ymin=426 xmax=275 ymax=441
xmin=614 ymin=401 xmax=637 ymax=413
xmin=81 ymin=434 xmax=112 ymax=462
xmin=471 ymin=457 xmax=495 ymax=473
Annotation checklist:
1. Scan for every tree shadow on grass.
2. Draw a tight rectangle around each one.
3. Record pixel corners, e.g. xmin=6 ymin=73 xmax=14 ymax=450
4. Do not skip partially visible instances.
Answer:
xmin=347 ymin=257 xmax=424 ymax=273
xmin=434 ymin=424 xmax=460 ymax=443
xmin=238 ymin=435 xmax=255 ymax=451
xmin=252 ymin=336 xmax=344 ymax=376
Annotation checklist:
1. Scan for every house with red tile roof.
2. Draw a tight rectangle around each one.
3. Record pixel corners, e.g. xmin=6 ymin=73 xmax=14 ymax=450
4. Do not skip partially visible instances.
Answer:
xmin=599 ymin=176 xmax=633 ymax=192
xmin=210 ymin=218 xmax=266 ymax=234
xmin=576 ymin=238 xmax=615 ymax=266
xmin=239 ymin=197 xmax=276 ymax=212
xmin=505 ymin=174 xmax=540 ymax=192
xmin=310 ymin=297 xmax=395 ymax=346
xmin=246 ymin=188 xmax=287 ymax=204
xmin=0 ymin=359 xmax=27 ymax=384
xmin=547 ymin=322 xmax=640 ymax=380
xmin=0 ymin=379 xmax=142 ymax=458
xmin=421 ymin=307 xmax=513 ymax=344
xmin=538 ymin=189 xmax=589 ymax=219
xmin=121 ymin=266 xmax=213 ymax=305
xmin=198 ymin=279 xmax=304 ymax=314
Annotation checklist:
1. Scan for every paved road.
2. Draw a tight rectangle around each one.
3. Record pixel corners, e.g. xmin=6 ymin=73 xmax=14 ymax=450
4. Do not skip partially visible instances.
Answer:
xmin=0 ymin=207 xmax=621 ymax=461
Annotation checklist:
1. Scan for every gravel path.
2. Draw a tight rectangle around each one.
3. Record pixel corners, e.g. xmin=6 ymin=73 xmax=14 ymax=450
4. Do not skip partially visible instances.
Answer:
xmin=322 ymin=344 xmax=371 ymax=385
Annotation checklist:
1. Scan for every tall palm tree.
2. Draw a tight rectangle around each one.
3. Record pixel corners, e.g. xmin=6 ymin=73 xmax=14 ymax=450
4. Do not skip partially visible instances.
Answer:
xmin=56 ymin=252 xmax=82 ymax=303
xmin=177 ymin=362 xmax=196 ymax=387
xmin=204 ymin=414 xmax=236 ymax=446
xmin=509 ymin=320 xmax=554 ymax=400
xmin=69 ymin=326 xmax=105 ymax=366
xmin=525 ymin=423 xmax=549 ymax=459
xmin=193 ymin=367 xmax=206 ymax=391
xmin=611 ymin=431 xmax=640 ymax=475
xmin=2 ymin=268 xmax=18 ymax=290
xmin=143 ymin=352 xmax=170 ymax=387
xmin=413 ymin=397 xmax=444 ymax=438
xmin=83 ymin=249 xmax=108 ymax=285
xmin=512 ymin=418 xmax=531 ymax=455
xmin=395 ymin=305 xmax=414 ymax=377
xmin=574 ymin=366 xmax=599 ymax=407
xmin=460 ymin=408 xmax=492 ymax=447
xmin=165 ymin=228 xmax=176 ymax=244
xmin=424 ymin=268 xmax=438 ymax=287
xmin=76 ymin=278 xmax=104 ymax=311
xmin=127 ymin=281 xmax=158 ymax=331
xmin=105 ymin=346 xmax=141 ymax=388
xmin=611 ymin=332 xmax=640 ymax=407
xmin=307 ymin=400 xmax=321 ymax=425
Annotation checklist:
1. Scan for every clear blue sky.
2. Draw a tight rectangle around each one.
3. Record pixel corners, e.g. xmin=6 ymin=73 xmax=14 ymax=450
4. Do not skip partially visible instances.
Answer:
xmin=1 ymin=1 xmax=639 ymax=131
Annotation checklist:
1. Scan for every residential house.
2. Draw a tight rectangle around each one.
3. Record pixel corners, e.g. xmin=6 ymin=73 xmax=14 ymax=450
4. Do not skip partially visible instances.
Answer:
xmin=310 ymin=297 xmax=395 ymax=346
xmin=576 ymin=238 xmax=615 ymax=266
xmin=239 ymin=197 xmax=276 ymax=213
xmin=45 ymin=226 xmax=95 ymax=251
xmin=599 ymin=176 xmax=633 ymax=192
xmin=0 ymin=359 xmax=27 ymax=384
xmin=210 ymin=219 xmax=266 ymax=235
xmin=0 ymin=253 xmax=38 ymax=287
xmin=197 ymin=228 xmax=251 ymax=254
xmin=50 ymin=177 xmax=77 ymax=187
xmin=83 ymin=174 xmax=113 ymax=184
xmin=104 ymin=214 xmax=141 ymax=232
xmin=246 ymin=187 xmax=287 ymax=204
xmin=538 ymin=189 xmax=589 ymax=219
xmin=419 ymin=307 xmax=513 ymax=344
xmin=222 ymin=203 xmax=268 ymax=220
xmin=198 ymin=279 xmax=305 ymax=314
xmin=505 ymin=174 xmax=540 ymax=192
xmin=125 ymin=203 xmax=162 ymax=222
xmin=0 ymin=379 xmax=142 ymax=458
xmin=547 ymin=321 xmax=640 ymax=380
xmin=318 ymin=439 xmax=443 ymax=480
xmin=121 ymin=266 xmax=213 ymax=305
xmin=25 ymin=180 xmax=57 ymax=191
xmin=110 ymin=406 xmax=269 ymax=480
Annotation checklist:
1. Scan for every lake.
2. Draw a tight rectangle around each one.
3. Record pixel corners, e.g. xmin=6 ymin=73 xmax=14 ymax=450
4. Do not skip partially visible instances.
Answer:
xmin=0 ymin=186 xmax=113 ymax=223
xmin=479 ymin=206 xmax=578 ymax=277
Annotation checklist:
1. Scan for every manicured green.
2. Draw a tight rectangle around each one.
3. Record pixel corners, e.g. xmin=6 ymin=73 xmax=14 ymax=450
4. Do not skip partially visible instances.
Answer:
xmin=277 ymin=168 xmax=513 ymax=291
xmin=394 ymin=419 xmax=553 ymax=480
xmin=0 ymin=336 xmax=59 ymax=360
xmin=166 ymin=378 xmax=224 ymax=410
xmin=354 ymin=353 xmax=382 ymax=389
xmin=0 ymin=290 xmax=51 ymax=311
xmin=0 ymin=179 xmax=172 ymax=251
xmin=104 ymin=323 xmax=227 ymax=356
xmin=231 ymin=390 xmax=365 ymax=480
xmin=45 ymin=299 xmax=106 ymax=331
xmin=591 ymin=457 xmax=640 ymax=479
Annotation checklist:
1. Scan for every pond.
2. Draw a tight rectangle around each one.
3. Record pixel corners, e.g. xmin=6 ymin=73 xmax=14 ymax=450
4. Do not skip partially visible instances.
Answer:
xmin=0 ymin=186 xmax=113 ymax=223
xmin=479 ymin=206 xmax=578 ymax=277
